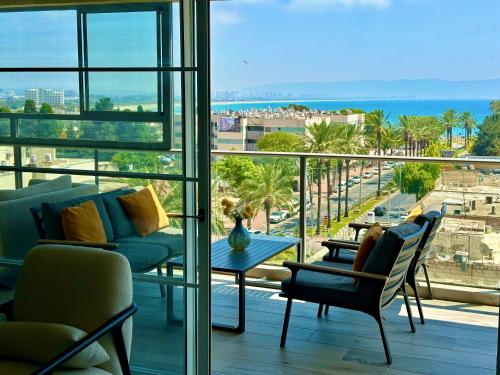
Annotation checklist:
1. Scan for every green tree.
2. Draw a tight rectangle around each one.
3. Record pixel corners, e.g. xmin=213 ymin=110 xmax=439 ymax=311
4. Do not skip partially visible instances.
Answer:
xmin=442 ymin=109 xmax=457 ymax=148
xmin=213 ymin=156 xmax=257 ymax=190
xmin=365 ymin=109 xmax=389 ymax=197
xmin=473 ymin=113 xmax=500 ymax=156
xmin=283 ymin=104 xmax=309 ymax=112
xmin=0 ymin=107 xmax=11 ymax=113
xmin=257 ymin=132 xmax=304 ymax=152
xmin=80 ymin=121 xmax=117 ymax=141
xmin=238 ymin=164 xmax=294 ymax=235
xmin=23 ymin=100 xmax=37 ymax=114
xmin=39 ymin=103 xmax=54 ymax=114
xmin=137 ymin=105 xmax=145 ymax=112
xmin=490 ymin=100 xmax=500 ymax=114
xmin=304 ymin=121 xmax=338 ymax=234
xmin=94 ymin=97 xmax=114 ymax=111
xmin=460 ymin=112 xmax=475 ymax=146
xmin=111 ymin=152 xmax=162 ymax=173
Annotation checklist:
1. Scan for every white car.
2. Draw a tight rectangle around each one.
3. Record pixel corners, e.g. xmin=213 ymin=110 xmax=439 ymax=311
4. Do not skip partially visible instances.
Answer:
xmin=270 ymin=211 xmax=286 ymax=223
xmin=373 ymin=167 xmax=380 ymax=175
xmin=352 ymin=176 xmax=361 ymax=184
xmin=363 ymin=171 xmax=374 ymax=179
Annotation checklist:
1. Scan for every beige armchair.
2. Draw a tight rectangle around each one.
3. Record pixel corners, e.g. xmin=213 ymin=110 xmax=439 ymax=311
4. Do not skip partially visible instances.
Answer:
xmin=0 ymin=245 xmax=136 ymax=374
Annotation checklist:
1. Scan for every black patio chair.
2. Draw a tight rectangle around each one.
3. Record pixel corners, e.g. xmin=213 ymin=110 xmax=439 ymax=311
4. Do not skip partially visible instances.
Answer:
xmin=319 ymin=206 xmax=446 ymax=323
xmin=280 ymin=222 xmax=428 ymax=364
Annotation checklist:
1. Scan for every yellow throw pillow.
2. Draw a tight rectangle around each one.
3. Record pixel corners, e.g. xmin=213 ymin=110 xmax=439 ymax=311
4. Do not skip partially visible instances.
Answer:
xmin=61 ymin=200 xmax=107 ymax=243
xmin=353 ymin=222 xmax=383 ymax=273
xmin=118 ymin=185 xmax=169 ymax=237
xmin=0 ymin=321 xmax=110 ymax=369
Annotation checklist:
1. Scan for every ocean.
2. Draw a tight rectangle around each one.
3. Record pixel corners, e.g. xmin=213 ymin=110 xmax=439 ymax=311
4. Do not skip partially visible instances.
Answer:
xmin=211 ymin=99 xmax=492 ymax=130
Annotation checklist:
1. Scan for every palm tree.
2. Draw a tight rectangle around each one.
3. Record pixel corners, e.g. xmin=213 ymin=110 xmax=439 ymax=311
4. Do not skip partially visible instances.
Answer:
xmin=399 ymin=115 xmax=413 ymax=156
xmin=366 ymin=110 xmax=390 ymax=197
xmin=238 ymin=164 xmax=294 ymax=235
xmin=334 ymin=123 xmax=364 ymax=218
xmin=304 ymin=121 xmax=338 ymax=235
xmin=460 ymin=112 xmax=475 ymax=146
xmin=442 ymin=109 xmax=457 ymax=148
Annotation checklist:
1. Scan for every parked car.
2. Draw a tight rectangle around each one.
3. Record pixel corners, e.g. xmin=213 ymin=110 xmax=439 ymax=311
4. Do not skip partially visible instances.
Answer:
xmin=352 ymin=176 xmax=361 ymax=184
xmin=363 ymin=171 xmax=374 ymax=179
xmin=340 ymin=181 xmax=346 ymax=192
xmin=373 ymin=167 xmax=380 ymax=175
xmin=281 ymin=209 xmax=291 ymax=218
xmin=270 ymin=211 xmax=286 ymax=223
xmin=374 ymin=206 xmax=387 ymax=216
xmin=383 ymin=163 xmax=392 ymax=170
xmin=347 ymin=179 xmax=354 ymax=187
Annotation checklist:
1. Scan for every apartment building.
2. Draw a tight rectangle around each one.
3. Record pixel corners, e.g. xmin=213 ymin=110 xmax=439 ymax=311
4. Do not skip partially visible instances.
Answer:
xmin=24 ymin=88 xmax=65 ymax=107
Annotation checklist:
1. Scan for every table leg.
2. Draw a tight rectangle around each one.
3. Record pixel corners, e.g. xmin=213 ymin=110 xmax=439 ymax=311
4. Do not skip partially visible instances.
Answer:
xmin=213 ymin=271 xmax=246 ymax=333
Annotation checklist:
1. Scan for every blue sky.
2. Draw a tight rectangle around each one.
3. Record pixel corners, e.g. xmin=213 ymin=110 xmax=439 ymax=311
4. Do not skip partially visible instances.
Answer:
xmin=211 ymin=0 xmax=500 ymax=91
xmin=0 ymin=1 xmax=498 ymax=95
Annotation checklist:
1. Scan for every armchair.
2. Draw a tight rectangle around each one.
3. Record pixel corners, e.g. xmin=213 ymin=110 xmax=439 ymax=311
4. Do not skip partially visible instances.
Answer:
xmin=320 ymin=207 xmax=446 ymax=323
xmin=0 ymin=245 xmax=136 ymax=374
xmin=280 ymin=222 xmax=427 ymax=364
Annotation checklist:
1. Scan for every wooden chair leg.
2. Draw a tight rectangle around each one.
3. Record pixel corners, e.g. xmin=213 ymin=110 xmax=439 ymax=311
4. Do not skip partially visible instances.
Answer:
xmin=157 ymin=266 xmax=166 ymax=298
xmin=409 ymin=280 xmax=425 ymax=324
xmin=324 ymin=305 xmax=330 ymax=315
xmin=401 ymin=285 xmax=416 ymax=333
xmin=374 ymin=311 xmax=392 ymax=365
xmin=280 ymin=298 xmax=293 ymax=348
xmin=317 ymin=304 xmax=324 ymax=318
xmin=422 ymin=264 xmax=433 ymax=300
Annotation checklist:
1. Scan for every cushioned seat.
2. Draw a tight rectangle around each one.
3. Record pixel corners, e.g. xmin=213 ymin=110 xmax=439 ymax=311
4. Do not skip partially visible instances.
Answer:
xmin=0 ymin=361 xmax=112 ymax=374
xmin=117 ymin=229 xmax=184 ymax=259
xmin=282 ymin=261 xmax=376 ymax=309
xmin=323 ymin=248 xmax=357 ymax=263
xmin=114 ymin=242 xmax=169 ymax=273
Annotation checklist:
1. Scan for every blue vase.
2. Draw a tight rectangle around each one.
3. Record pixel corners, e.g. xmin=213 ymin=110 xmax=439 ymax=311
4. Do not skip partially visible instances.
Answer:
xmin=227 ymin=218 xmax=251 ymax=251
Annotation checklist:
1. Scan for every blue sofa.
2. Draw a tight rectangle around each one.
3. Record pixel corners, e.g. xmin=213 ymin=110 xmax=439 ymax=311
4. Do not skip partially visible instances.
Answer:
xmin=37 ymin=188 xmax=185 ymax=278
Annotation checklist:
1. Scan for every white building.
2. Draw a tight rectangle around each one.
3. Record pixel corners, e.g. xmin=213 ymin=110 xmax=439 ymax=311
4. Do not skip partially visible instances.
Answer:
xmin=25 ymin=88 xmax=65 ymax=107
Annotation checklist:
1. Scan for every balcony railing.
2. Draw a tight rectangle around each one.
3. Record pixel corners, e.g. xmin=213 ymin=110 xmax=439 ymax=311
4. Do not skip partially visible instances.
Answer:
xmin=211 ymin=150 xmax=500 ymax=290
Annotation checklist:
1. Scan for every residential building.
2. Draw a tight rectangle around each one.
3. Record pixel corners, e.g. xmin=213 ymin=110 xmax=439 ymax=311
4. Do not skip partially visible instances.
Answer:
xmin=24 ymin=88 xmax=65 ymax=107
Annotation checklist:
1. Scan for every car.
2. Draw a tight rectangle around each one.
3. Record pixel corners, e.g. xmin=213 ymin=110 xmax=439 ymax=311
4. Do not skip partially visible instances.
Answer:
xmin=281 ymin=209 xmax=291 ymax=218
xmin=363 ymin=171 xmax=373 ymax=179
xmin=373 ymin=167 xmax=380 ymax=175
xmin=374 ymin=206 xmax=387 ymax=216
xmin=248 ymin=229 xmax=262 ymax=235
xmin=347 ymin=179 xmax=354 ymax=187
xmin=340 ymin=181 xmax=346 ymax=192
xmin=306 ymin=200 xmax=312 ymax=210
xmin=382 ymin=163 xmax=392 ymax=170
xmin=270 ymin=211 xmax=286 ymax=223
xmin=352 ymin=176 xmax=361 ymax=184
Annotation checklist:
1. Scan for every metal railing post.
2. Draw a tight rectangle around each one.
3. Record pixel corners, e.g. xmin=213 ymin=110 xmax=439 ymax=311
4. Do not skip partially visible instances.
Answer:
xmin=299 ymin=156 xmax=307 ymax=263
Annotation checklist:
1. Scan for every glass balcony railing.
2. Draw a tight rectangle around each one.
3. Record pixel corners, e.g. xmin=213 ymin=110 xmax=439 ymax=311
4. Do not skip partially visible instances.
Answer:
xmin=211 ymin=150 xmax=500 ymax=290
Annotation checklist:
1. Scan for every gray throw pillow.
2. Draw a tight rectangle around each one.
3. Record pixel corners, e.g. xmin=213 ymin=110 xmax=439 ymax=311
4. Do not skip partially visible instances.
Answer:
xmin=0 ymin=175 xmax=72 ymax=202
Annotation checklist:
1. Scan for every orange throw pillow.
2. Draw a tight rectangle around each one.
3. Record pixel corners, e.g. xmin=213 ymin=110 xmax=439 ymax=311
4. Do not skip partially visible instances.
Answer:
xmin=118 ymin=185 xmax=169 ymax=237
xmin=352 ymin=223 xmax=383 ymax=272
xmin=61 ymin=200 xmax=107 ymax=243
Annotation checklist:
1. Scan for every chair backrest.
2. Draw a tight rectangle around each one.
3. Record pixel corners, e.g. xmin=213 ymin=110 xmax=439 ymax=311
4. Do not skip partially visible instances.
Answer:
xmin=412 ymin=205 xmax=447 ymax=271
xmin=12 ymin=245 xmax=133 ymax=374
xmin=380 ymin=222 xmax=428 ymax=307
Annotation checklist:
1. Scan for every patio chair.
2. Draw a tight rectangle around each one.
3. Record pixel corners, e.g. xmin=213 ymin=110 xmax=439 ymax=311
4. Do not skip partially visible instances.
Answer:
xmin=0 ymin=245 xmax=137 ymax=374
xmin=280 ymin=222 xmax=428 ymax=364
xmin=320 ymin=206 xmax=446 ymax=321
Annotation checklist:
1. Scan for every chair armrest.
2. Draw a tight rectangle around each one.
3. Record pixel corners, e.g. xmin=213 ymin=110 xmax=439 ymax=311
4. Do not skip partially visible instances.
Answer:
xmin=349 ymin=222 xmax=391 ymax=231
xmin=321 ymin=240 xmax=359 ymax=250
xmin=33 ymin=303 xmax=137 ymax=375
xmin=0 ymin=299 xmax=13 ymax=319
xmin=283 ymin=261 xmax=388 ymax=282
xmin=38 ymin=239 xmax=119 ymax=250
xmin=166 ymin=212 xmax=183 ymax=218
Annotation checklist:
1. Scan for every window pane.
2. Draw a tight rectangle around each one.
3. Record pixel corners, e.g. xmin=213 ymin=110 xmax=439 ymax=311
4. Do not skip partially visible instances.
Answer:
xmin=0 ymin=73 xmax=79 ymax=113
xmin=98 ymin=150 xmax=182 ymax=176
xmin=0 ymin=10 xmax=77 ymax=68
xmin=88 ymin=72 xmax=158 ymax=112
xmin=86 ymin=11 xmax=157 ymax=68
xmin=0 ymin=119 xmax=9 ymax=137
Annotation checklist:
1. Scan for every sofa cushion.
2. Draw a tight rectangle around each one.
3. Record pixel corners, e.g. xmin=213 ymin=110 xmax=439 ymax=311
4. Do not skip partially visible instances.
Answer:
xmin=114 ymin=242 xmax=169 ymax=273
xmin=362 ymin=222 xmax=421 ymax=276
xmin=0 ymin=175 xmax=72 ymax=202
xmin=42 ymin=194 xmax=113 ymax=242
xmin=62 ymin=201 xmax=107 ymax=243
xmin=117 ymin=229 xmax=184 ymax=258
xmin=282 ymin=261 xmax=375 ymax=309
xmin=101 ymin=189 xmax=137 ymax=239
xmin=117 ymin=185 xmax=169 ymax=237
xmin=0 ymin=321 xmax=110 ymax=369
